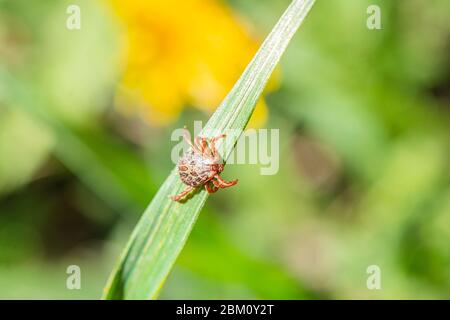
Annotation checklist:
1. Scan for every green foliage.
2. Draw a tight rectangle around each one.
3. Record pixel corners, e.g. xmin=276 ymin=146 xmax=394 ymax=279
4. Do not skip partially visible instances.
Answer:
xmin=103 ymin=0 xmax=316 ymax=299
xmin=0 ymin=0 xmax=449 ymax=300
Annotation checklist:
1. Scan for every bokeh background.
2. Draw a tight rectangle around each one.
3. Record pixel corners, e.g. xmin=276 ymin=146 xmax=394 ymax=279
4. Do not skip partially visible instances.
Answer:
xmin=0 ymin=0 xmax=449 ymax=299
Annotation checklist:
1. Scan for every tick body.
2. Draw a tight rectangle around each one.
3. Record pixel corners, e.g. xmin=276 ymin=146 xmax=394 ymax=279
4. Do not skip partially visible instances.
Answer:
xmin=171 ymin=128 xmax=238 ymax=202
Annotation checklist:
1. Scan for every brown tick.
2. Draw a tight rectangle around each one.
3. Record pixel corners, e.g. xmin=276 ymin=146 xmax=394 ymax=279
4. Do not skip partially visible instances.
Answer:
xmin=171 ymin=128 xmax=238 ymax=202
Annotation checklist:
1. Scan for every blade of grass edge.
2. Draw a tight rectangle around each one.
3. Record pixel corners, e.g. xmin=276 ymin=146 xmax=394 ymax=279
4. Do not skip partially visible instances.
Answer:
xmin=103 ymin=0 xmax=315 ymax=299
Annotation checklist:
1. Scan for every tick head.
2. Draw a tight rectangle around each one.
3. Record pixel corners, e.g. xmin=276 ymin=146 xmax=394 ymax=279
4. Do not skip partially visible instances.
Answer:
xmin=211 ymin=163 xmax=224 ymax=174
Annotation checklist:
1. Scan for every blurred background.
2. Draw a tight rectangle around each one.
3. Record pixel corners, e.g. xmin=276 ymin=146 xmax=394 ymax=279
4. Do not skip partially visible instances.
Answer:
xmin=0 ymin=0 xmax=449 ymax=299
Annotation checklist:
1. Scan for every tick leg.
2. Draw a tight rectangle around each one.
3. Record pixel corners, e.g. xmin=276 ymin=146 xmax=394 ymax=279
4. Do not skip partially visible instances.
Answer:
xmin=205 ymin=182 xmax=218 ymax=193
xmin=211 ymin=134 xmax=226 ymax=143
xmin=212 ymin=178 xmax=221 ymax=188
xmin=183 ymin=128 xmax=205 ymax=154
xmin=171 ymin=186 xmax=195 ymax=202
xmin=194 ymin=137 xmax=207 ymax=154
xmin=214 ymin=174 xmax=238 ymax=188
xmin=209 ymin=134 xmax=226 ymax=158
xmin=196 ymin=137 xmax=216 ymax=158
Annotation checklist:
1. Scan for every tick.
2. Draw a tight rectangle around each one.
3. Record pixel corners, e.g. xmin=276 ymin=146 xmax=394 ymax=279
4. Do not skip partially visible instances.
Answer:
xmin=171 ymin=128 xmax=238 ymax=202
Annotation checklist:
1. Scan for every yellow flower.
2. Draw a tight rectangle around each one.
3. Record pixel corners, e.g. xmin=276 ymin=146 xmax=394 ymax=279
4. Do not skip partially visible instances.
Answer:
xmin=108 ymin=0 xmax=277 ymax=127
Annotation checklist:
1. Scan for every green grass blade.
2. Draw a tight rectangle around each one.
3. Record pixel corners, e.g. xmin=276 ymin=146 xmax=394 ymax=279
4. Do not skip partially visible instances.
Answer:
xmin=103 ymin=0 xmax=315 ymax=299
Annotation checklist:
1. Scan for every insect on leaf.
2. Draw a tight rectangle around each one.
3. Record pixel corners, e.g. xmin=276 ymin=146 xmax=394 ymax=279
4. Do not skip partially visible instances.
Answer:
xmin=103 ymin=0 xmax=316 ymax=299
